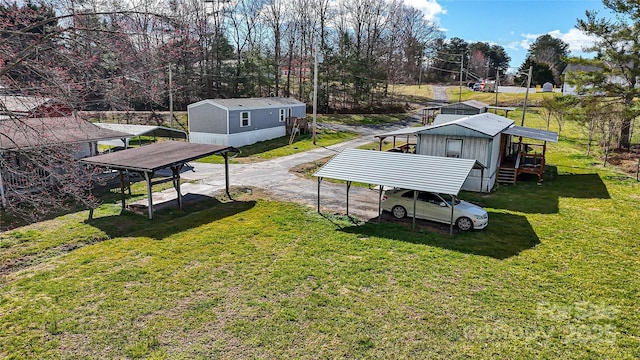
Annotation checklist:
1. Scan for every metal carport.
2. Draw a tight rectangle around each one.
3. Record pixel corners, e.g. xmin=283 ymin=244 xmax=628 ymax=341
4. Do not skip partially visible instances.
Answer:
xmin=81 ymin=140 xmax=239 ymax=219
xmin=373 ymin=126 xmax=430 ymax=151
xmin=313 ymin=149 xmax=482 ymax=235
xmin=93 ymin=123 xmax=188 ymax=148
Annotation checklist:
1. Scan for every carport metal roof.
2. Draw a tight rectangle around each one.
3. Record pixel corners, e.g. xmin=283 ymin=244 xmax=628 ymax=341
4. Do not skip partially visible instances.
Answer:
xmin=502 ymin=125 xmax=558 ymax=143
xmin=313 ymin=149 xmax=481 ymax=235
xmin=81 ymin=141 xmax=239 ymax=219
xmin=314 ymin=149 xmax=478 ymax=195
xmin=94 ymin=123 xmax=188 ymax=140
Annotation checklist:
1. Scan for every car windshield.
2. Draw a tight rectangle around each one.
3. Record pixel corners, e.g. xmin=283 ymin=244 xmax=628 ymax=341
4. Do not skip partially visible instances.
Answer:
xmin=439 ymin=194 xmax=461 ymax=205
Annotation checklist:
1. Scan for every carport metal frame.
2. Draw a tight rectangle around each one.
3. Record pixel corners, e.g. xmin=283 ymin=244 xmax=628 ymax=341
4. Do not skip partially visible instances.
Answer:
xmin=81 ymin=141 xmax=239 ymax=219
xmin=314 ymin=149 xmax=483 ymax=235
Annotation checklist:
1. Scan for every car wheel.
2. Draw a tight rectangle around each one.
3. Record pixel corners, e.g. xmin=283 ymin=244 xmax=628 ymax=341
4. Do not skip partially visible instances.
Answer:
xmin=456 ymin=217 xmax=473 ymax=231
xmin=391 ymin=205 xmax=407 ymax=219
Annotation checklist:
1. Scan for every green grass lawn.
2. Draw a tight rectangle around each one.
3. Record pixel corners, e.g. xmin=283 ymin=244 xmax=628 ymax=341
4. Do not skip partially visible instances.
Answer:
xmin=316 ymin=113 xmax=410 ymax=126
xmin=1 ymin=107 xmax=640 ymax=358
xmin=449 ymin=86 xmax=562 ymax=107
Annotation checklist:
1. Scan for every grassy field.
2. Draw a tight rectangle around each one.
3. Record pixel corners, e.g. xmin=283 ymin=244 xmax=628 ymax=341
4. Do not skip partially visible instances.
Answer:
xmin=1 ymin=91 xmax=640 ymax=358
xmin=387 ymin=84 xmax=434 ymax=104
xmin=448 ymin=86 xmax=562 ymax=107
xmin=315 ymin=113 xmax=411 ymax=126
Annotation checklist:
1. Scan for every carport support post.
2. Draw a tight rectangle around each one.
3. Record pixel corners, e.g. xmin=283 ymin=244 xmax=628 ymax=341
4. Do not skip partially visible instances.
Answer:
xmin=172 ymin=166 xmax=182 ymax=210
xmin=144 ymin=171 xmax=153 ymax=220
xmin=377 ymin=186 xmax=384 ymax=223
xmin=346 ymin=181 xmax=351 ymax=216
xmin=317 ymin=177 xmax=322 ymax=213
xmin=223 ymin=153 xmax=231 ymax=198
xmin=119 ymin=170 xmax=126 ymax=210
xmin=413 ymin=190 xmax=417 ymax=230
xmin=449 ymin=195 xmax=456 ymax=236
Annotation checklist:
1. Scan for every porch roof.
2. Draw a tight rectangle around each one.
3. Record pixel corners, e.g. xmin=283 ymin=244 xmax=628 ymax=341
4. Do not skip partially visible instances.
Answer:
xmin=503 ymin=126 xmax=558 ymax=143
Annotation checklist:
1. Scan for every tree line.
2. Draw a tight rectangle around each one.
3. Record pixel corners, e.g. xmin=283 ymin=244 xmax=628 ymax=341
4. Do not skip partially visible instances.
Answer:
xmin=1 ymin=0 xmax=446 ymax=113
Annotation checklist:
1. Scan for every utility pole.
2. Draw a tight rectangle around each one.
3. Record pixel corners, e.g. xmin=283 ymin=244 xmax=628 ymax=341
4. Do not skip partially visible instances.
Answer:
xmin=312 ymin=47 xmax=319 ymax=145
xmin=418 ymin=58 xmax=423 ymax=89
xmin=520 ymin=65 xmax=533 ymax=126
xmin=495 ymin=69 xmax=499 ymax=108
xmin=459 ymin=54 xmax=463 ymax=102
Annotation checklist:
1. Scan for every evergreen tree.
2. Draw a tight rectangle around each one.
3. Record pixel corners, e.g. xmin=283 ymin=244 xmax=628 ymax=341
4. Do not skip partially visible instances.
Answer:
xmin=573 ymin=0 xmax=640 ymax=150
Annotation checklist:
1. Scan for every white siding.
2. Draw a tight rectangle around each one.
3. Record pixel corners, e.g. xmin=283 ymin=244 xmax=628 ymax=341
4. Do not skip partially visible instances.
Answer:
xmin=418 ymin=134 xmax=497 ymax=192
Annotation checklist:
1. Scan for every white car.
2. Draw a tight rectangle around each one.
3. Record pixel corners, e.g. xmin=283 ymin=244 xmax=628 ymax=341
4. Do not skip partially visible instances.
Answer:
xmin=381 ymin=189 xmax=488 ymax=231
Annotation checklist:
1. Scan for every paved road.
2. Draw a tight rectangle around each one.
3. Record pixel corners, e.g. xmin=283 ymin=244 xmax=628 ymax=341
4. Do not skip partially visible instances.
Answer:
xmin=431 ymin=85 xmax=449 ymax=103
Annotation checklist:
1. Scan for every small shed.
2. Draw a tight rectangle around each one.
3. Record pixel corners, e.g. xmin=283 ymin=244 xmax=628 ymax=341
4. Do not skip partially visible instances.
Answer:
xmin=188 ymin=97 xmax=307 ymax=147
xmin=542 ymin=82 xmax=554 ymax=92
xmin=416 ymin=113 xmax=514 ymax=192
xmin=439 ymin=100 xmax=489 ymax=116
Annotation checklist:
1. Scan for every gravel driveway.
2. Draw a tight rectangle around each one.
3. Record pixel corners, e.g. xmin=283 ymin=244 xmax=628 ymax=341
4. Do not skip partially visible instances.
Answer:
xmin=178 ymin=125 xmax=407 ymax=220
xmin=138 ymin=92 xmax=450 ymax=220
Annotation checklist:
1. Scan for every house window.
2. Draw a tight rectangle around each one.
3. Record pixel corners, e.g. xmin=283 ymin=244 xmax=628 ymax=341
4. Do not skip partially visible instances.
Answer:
xmin=446 ymin=139 xmax=462 ymax=158
xmin=240 ymin=111 xmax=250 ymax=127
xmin=455 ymin=110 xmax=464 ymax=115
xmin=279 ymin=109 xmax=286 ymax=122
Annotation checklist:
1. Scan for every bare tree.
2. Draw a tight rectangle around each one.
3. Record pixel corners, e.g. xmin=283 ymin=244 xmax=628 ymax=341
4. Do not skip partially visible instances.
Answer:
xmin=0 ymin=1 xmax=173 ymax=225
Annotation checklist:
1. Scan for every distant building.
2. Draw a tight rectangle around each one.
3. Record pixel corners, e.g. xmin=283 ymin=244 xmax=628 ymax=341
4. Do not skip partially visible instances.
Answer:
xmin=0 ymin=95 xmax=73 ymax=118
xmin=188 ymin=97 xmax=307 ymax=147
xmin=439 ymin=100 xmax=489 ymax=116
xmin=561 ymin=62 xmax=640 ymax=96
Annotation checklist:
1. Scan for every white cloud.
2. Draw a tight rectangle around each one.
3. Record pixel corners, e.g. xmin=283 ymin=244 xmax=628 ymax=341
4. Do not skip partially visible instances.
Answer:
xmin=403 ymin=0 xmax=446 ymax=21
xmin=547 ymin=28 xmax=597 ymax=53
xmin=518 ymin=33 xmax=540 ymax=51
xmin=506 ymin=41 xmax=522 ymax=51
xmin=518 ymin=29 xmax=597 ymax=54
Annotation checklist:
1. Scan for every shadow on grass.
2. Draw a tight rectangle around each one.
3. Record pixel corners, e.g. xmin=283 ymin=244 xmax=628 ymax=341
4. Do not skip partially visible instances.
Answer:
xmin=86 ymin=197 xmax=256 ymax=240
xmin=475 ymin=172 xmax=610 ymax=215
xmin=339 ymin=212 xmax=539 ymax=260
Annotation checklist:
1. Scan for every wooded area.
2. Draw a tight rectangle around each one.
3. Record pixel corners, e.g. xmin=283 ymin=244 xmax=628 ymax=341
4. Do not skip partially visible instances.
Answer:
xmin=0 ymin=0 xmax=450 ymax=113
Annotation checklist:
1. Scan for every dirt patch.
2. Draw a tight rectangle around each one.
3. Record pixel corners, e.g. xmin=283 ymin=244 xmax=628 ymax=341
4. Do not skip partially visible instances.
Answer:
xmin=605 ymin=148 xmax=640 ymax=178
xmin=289 ymin=156 xmax=331 ymax=179
xmin=0 ymin=237 xmax=110 ymax=275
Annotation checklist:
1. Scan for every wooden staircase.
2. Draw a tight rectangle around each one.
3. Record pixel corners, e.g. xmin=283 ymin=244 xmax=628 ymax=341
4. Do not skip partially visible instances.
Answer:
xmin=497 ymin=167 xmax=517 ymax=184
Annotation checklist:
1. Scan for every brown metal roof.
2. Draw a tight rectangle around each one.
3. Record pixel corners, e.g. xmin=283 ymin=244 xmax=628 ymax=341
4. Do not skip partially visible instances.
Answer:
xmin=80 ymin=140 xmax=238 ymax=172
xmin=0 ymin=116 xmax=130 ymax=150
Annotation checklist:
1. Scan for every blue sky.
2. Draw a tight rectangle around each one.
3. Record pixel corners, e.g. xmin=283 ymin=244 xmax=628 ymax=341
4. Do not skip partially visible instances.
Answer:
xmin=406 ymin=0 xmax=611 ymax=72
